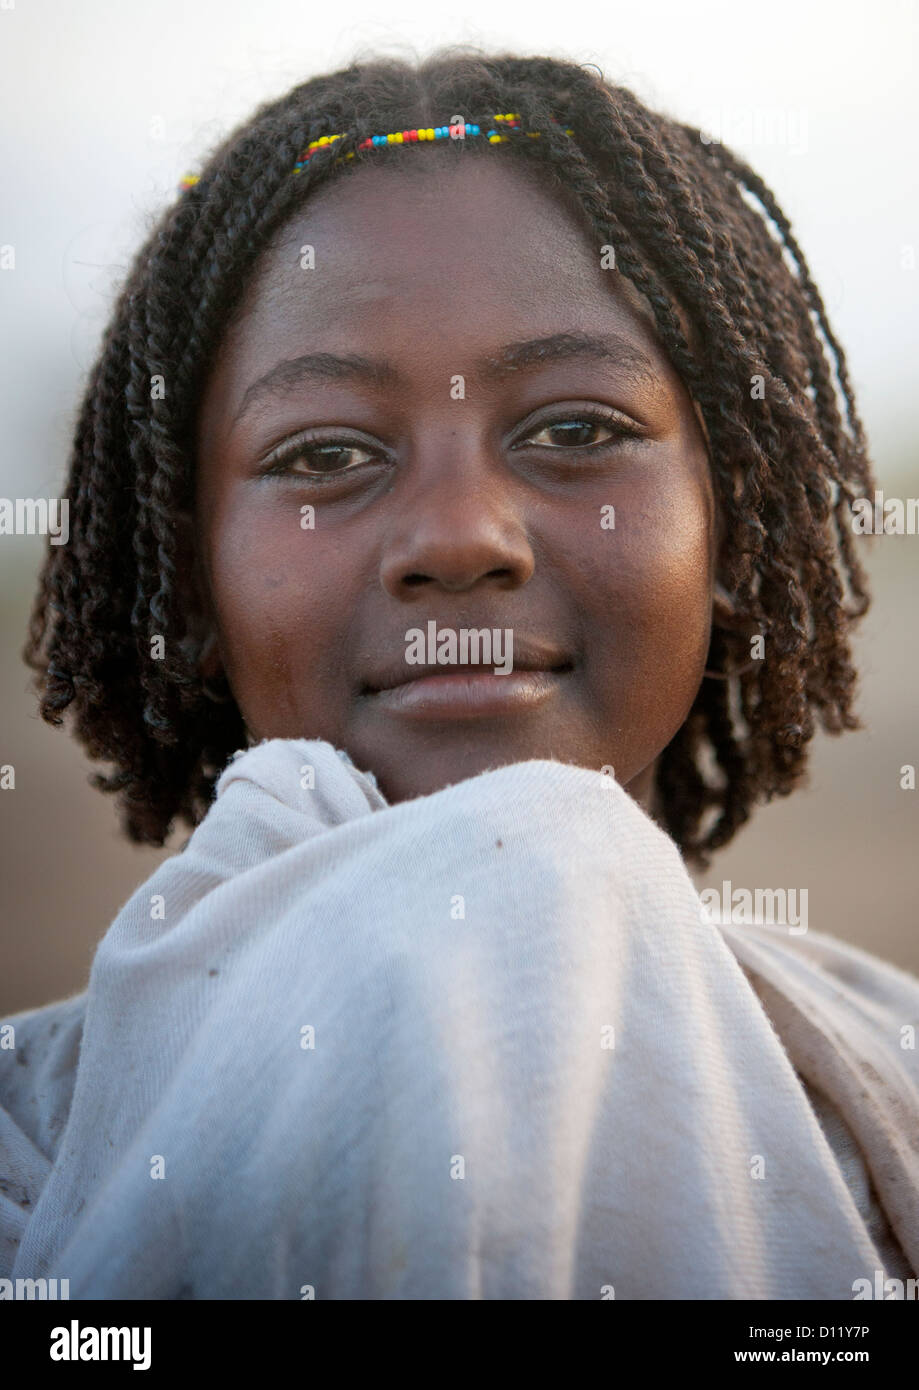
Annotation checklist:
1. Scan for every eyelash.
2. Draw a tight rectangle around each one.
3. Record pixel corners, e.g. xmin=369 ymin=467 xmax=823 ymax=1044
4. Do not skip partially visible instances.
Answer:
xmin=259 ymin=407 xmax=645 ymax=480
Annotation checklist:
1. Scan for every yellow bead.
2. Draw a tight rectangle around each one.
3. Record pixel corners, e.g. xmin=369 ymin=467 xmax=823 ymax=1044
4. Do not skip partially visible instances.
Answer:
xmin=395 ymin=132 xmax=403 ymax=143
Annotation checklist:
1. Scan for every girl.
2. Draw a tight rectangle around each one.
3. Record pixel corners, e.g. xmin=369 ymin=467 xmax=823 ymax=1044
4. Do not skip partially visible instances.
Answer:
xmin=2 ymin=51 xmax=917 ymax=1300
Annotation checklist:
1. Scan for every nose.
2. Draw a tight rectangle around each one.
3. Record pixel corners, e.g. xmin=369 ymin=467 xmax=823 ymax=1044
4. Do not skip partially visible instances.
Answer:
xmin=379 ymin=449 xmax=536 ymax=597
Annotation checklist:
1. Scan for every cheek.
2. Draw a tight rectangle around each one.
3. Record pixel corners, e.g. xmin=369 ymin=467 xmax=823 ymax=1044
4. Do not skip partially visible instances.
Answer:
xmin=572 ymin=468 xmax=714 ymax=716
xmin=203 ymin=499 xmax=353 ymax=732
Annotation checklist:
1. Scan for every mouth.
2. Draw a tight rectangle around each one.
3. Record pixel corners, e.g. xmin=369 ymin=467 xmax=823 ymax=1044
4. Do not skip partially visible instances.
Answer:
xmin=360 ymin=657 xmax=575 ymax=720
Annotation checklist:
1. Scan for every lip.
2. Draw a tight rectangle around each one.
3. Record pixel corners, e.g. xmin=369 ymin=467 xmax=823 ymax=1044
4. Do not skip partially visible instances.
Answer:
xmin=366 ymin=668 xmax=568 ymax=719
xmin=361 ymin=638 xmax=573 ymax=696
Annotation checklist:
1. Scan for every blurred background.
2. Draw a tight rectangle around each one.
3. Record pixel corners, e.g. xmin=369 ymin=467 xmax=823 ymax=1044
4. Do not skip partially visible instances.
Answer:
xmin=1 ymin=0 xmax=917 ymax=1013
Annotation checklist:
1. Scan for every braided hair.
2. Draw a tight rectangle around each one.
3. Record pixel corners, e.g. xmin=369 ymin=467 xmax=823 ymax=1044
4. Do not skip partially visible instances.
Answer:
xmin=23 ymin=50 xmax=875 ymax=865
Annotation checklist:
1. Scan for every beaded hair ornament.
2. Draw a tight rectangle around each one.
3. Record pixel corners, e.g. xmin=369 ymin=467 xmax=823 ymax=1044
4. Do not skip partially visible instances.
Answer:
xmin=178 ymin=113 xmax=575 ymax=191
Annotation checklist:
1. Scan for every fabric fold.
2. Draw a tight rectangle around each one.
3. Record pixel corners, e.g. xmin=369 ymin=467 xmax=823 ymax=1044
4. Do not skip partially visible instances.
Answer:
xmin=2 ymin=737 xmax=917 ymax=1299
xmin=720 ymin=922 xmax=919 ymax=1279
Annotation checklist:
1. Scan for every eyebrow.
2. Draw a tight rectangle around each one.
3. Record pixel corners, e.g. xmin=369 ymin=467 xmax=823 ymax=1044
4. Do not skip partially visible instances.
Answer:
xmin=231 ymin=331 xmax=661 ymax=427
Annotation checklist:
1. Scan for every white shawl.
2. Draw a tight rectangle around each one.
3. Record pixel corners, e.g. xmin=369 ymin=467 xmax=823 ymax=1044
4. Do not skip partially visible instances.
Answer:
xmin=2 ymin=738 xmax=917 ymax=1298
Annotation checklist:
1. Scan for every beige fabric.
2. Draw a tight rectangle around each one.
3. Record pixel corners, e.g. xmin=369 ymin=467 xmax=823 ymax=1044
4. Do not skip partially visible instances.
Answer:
xmin=1 ymin=739 xmax=917 ymax=1298
xmin=722 ymin=922 xmax=919 ymax=1282
xmin=801 ymin=1081 xmax=913 ymax=1282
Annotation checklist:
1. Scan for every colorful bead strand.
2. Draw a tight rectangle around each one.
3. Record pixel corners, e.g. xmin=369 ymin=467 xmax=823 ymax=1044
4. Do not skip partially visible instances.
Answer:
xmin=178 ymin=114 xmax=575 ymax=191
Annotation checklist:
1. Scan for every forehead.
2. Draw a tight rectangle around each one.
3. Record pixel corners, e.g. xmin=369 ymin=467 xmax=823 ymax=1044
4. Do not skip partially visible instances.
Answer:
xmin=212 ymin=154 xmax=668 ymax=370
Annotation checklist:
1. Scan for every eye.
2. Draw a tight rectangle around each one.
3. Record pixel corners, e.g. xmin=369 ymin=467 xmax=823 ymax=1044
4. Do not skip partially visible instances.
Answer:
xmin=260 ymin=433 xmax=385 ymax=479
xmin=514 ymin=406 xmax=644 ymax=451
xmin=259 ymin=406 xmax=645 ymax=480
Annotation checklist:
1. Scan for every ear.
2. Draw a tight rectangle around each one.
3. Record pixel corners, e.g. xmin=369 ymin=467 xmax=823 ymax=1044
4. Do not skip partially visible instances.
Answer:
xmin=174 ymin=510 xmax=223 ymax=679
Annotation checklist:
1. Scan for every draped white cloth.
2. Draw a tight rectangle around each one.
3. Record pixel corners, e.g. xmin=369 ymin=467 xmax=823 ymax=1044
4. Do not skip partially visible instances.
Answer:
xmin=2 ymin=738 xmax=917 ymax=1299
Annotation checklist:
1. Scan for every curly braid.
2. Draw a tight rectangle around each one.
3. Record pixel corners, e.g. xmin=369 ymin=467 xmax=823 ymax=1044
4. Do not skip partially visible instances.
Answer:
xmin=23 ymin=49 xmax=875 ymax=864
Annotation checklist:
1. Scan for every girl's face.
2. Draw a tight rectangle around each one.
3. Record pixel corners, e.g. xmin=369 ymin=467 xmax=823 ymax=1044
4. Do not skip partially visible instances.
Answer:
xmin=194 ymin=156 xmax=716 ymax=809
